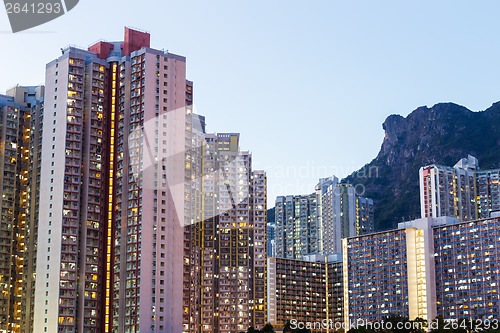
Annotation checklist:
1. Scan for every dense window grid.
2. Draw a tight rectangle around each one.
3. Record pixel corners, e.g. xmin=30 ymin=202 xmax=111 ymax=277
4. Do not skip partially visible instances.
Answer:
xmin=268 ymin=257 xmax=344 ymax=331
xmin=434 ymin=218 xmax=500 ymax=319
xmin=345 ymin=229 xmax=410 ymax=321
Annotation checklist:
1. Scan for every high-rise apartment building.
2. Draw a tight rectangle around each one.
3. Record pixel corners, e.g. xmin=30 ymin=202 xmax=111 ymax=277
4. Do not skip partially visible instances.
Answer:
xmin=342 ymin=219 xmax=440 ymax=324
xmin=420 ymin=155 xmax=478 ymax=221
xmin=20 ymin=85 xmax=45 ymax=333
xmin=17 ymin=85 xmax=45 ymax=333
xmin=267 ymin=254 xmax=343 ymax=331
xmin=433 ymin=215 xmax=500 ymax=319
xmin=274 ymin=176 xmax=374 ymax=260
xmin=109 ymin=35 xmax=192 ymax=333
xmin=420 ymin=155 xmax=500 ymax=222
xmin=33 ymin=27 xmax=195 ymax=333
xmin=275 ymin=193 xmax=319 ymax=259
xmin=476 ymin=169 xmax=500 ymax=217
xmin=266 ymin=214 xmax=500 ymax=327
xmin=341 ymin=214 xmax=500 ymax=325
xmin=344 ymin=228 xmax=413 ymax=322
xmin=356 ymin=196 xmax=375 ymax=235
xmin=183 ymin=133 xmax=267 ymax=333
xmin=316 ymin=176 xmax=374 ymax=255
xmin=35 ymin=43 xmax=111 ymax=333
xmin=0 ymin=85 xmax=43 ymax=333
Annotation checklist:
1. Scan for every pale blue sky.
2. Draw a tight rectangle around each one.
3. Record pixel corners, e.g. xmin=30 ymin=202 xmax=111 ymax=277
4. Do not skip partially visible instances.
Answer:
xmin=2 ymin=1 xmax=500 ymax=206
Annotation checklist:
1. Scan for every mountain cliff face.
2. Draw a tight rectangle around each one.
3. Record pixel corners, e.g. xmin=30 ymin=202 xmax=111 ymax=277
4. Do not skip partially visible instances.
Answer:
xmin=344 ymin=101 xmax=500 ymax=231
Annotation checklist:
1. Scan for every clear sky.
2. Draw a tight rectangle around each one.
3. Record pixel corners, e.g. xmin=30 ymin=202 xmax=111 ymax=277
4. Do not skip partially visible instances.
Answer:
xmin=2 ymin=1 xmax=500 ymax=207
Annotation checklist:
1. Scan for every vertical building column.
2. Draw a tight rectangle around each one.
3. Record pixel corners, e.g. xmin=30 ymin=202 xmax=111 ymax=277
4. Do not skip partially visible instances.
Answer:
xmin=405 ymin=228 xmax=418 ymax=320
xmin=342 ymin=238 xmax=349 ymax=327
xmin=266 ymin=257 xmax=276 ymax=325
xmin=104 ymin=61 xmax=118 ymax=332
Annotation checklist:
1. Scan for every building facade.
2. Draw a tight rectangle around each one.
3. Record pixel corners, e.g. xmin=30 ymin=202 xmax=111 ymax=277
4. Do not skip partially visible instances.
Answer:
xmin=356 ymin=196 xmax=375 ymax=236
xmin=22 ymin=86 xmax=45 ymax=333
xmin=341 ymin=215 xmax=500 ymax=325
xmin=32 ymin=27 xmax=194 ymax=333
xmin=475 ymin=169 xmax=500 ymax=219
xmin=434 ymin=216 xmax=500 ymax=319
xmin=275 ymin=194 xmax=320 ymax=259
xmin=267 ymin=255 xmax=343 ymax=331
xmin=420 ymin=155 xmax=500 ymax=222
xmin=274 ymin=176 xmax=375 ymax=260
xmin=6 ymin=27 xmax=270 ymax=333
xmin=268 ymin=214 xmax=500 ymax=326
xmin=183 ymin=133 xmax=267 ymax=332
xmin=0 ymin=86 xmax=43 ymax=333
xmin=343 ymin=228 xmax=420 ymax=323
xmin=108 ymin=34 xmax=192 ymax=333
xmin=317 ymin=176 xmax=374 ymax=255
xmin=35 ymin=44 xmax=110 ymax=333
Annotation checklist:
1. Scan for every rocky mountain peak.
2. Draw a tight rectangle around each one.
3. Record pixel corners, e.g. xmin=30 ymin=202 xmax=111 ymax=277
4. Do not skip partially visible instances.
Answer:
xmin=344 ymin=101 xmax=500 ymax=230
